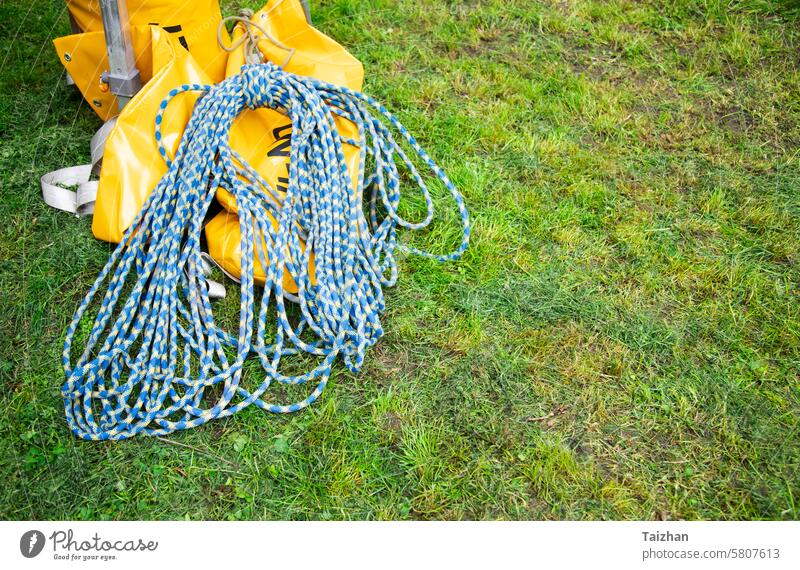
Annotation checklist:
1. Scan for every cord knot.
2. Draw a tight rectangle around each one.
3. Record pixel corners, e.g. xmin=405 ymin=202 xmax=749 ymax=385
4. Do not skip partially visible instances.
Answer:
xmin=240 ymin=63 xmax=288 ymax=111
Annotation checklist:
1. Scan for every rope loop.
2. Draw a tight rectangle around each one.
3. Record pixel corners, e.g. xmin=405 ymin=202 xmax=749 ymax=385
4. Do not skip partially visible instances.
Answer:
xmin=62 ymin=62 xmax=470 ymax=440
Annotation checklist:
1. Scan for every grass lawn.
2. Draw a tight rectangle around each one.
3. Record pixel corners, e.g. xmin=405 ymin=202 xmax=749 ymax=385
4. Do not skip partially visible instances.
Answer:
xmin=1 ymin=0 xmax=799 ymax=520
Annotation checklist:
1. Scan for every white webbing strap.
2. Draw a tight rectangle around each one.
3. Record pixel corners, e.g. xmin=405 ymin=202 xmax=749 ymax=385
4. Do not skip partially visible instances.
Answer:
xmin=40 ymin=118 xmax=117 ymax=216
xmin=41 ymin=165 xmax=98 ymax=216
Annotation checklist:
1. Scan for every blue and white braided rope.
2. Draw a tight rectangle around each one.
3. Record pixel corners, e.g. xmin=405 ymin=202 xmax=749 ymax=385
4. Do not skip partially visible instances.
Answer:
xmin=61 ymin=62 xmax=470 ymax=440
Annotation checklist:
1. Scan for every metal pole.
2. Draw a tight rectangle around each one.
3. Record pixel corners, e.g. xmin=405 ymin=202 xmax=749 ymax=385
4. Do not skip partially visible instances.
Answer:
xmin=300 ymin=0 xmax=312 ymax=24
xmin=99 ymin=0 xmax=141 ymax=110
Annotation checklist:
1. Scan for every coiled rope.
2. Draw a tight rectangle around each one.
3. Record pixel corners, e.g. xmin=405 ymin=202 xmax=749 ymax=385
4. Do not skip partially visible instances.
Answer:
xmin=62 ymin=62 xmax=470 ymax=440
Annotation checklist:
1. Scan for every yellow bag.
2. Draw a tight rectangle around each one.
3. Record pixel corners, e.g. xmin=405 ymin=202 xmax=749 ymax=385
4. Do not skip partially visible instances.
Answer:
xmin=90 ymin=26 xmax=212 ymax=242
xmin=237 ymin=0 xmax=363 ymax=87
xmin=65 ymin=0 xmax=229 ymax=87
xmin=82 ymin=0 xmax=364 ymax=294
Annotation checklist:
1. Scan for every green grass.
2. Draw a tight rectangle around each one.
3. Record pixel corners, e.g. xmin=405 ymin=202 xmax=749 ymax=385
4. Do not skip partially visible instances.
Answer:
xmin=1 ymin=0 xmax=799 ymax=520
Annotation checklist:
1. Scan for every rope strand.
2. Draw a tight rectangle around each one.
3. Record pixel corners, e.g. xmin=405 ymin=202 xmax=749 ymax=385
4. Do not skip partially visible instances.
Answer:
xmin=61 ymin=62 xmax=470 ymax=440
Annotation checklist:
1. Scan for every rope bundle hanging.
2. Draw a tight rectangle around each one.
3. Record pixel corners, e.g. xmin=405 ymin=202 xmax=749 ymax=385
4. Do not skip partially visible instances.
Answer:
xmin=62 ymin=62 xmax=470 ymax=441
